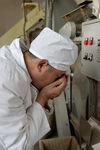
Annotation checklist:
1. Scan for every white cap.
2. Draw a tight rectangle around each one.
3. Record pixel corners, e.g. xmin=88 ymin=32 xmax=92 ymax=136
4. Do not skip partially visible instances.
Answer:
xmin=29 ymin=27 xmax=78 ymax=71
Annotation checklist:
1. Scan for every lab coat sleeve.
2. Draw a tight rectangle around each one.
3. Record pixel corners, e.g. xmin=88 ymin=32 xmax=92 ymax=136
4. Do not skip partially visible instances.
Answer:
xmin=0 ymin=85 xmax=50 ymax=150
xmin=27 ymin=101 xmax=50 ymax=147
xmin=25 ymin=84 xmax=50 ymax=147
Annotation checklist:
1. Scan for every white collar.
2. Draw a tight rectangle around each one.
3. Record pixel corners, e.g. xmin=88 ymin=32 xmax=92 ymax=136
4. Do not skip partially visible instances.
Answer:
xmin=9 ymin=38 xmax=32 ymax=83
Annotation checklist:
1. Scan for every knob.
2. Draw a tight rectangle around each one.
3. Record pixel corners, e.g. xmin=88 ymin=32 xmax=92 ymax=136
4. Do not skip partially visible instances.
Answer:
xmin=87 ymin=54 xmax=93 ymax=61
xmin=83 ymin=54 xmax=88 ymax=60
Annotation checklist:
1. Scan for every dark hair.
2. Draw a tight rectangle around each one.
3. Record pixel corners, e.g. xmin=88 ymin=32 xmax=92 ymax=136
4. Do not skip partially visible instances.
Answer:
xmin=24 ymin=51 xmax=37 ymax=59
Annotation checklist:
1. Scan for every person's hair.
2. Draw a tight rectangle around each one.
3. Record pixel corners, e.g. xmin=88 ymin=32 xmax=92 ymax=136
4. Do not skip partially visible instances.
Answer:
xmin=48 ymin=65 xmax=54 ymax=72
xmin=25 ymin=51 xmax=54 ymax=71
xmin=24 ymin=51 xmax=37 ymax=59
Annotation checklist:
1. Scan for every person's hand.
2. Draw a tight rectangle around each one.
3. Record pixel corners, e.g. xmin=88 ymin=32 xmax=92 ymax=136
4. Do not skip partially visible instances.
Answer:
xmin=36 ymin=75 xmax=68 ymax=107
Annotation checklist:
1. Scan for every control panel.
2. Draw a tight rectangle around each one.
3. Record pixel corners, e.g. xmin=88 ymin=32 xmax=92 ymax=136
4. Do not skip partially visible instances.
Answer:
xmin=82 ymin=19 xmax=100 ymax=81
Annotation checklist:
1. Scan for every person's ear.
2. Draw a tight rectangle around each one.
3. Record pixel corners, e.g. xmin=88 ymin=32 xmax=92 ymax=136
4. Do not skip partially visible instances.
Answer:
xmin=37 ymin=59 xmax=48 ymax=72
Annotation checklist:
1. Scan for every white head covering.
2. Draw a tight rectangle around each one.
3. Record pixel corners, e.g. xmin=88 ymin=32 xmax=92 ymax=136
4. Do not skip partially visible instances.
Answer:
xmin=29 ymin=27 xmax=78 ymax=71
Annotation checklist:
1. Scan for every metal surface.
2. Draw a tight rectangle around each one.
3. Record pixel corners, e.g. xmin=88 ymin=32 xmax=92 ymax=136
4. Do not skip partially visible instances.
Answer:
xmin=54 ymin=92 xmax=71 ymax=137
xmin=92 ymin=143 xmax=100 ymax=150
xmin=82 ymin=18 xmax=100 ymax=82
xmin=45 ymin=0 xmax=54 ymax=29
xmin=96 ymin=82 xmax=100 ymax=120
xmin=72 ymin=52 xmax=89 ymax=120
xmin=72 ymin=51 xmax=98 ymax=120
xmin=87 ymin=78 xmax=97 ymax=118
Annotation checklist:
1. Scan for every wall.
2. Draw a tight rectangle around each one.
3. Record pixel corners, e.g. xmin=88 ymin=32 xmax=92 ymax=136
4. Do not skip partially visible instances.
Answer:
xmin=0 ymin=0 xmax=23 ymax=36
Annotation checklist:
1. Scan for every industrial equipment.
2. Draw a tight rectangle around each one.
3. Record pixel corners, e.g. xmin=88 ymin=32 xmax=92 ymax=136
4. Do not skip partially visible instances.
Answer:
xmin=82 ymin=19 xmax=100 ymax=81
xmin=55 ymin=0 xmax=100 ymax=149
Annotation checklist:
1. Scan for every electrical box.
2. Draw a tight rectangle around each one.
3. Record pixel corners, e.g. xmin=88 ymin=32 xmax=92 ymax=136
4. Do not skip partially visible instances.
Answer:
xmin=82 ymin=19 xmax=100 ymax=81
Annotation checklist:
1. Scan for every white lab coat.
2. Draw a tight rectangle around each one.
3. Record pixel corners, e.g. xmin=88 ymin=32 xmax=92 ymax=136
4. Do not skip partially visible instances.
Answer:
xmin=0 ymin=39 xmax=50 ymax=150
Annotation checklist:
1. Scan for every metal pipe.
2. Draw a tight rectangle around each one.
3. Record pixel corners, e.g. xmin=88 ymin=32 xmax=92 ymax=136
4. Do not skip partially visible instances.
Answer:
xmin=45 ymin=0 xmax=54 ymax=29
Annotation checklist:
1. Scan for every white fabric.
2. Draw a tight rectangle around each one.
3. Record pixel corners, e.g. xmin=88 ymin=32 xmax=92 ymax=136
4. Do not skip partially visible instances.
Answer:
xmin=0 ymin=38 xmax=50 ymax=150
xmin=0 ymin=137 xmax=6 ymax=150
xmin=29 ymin=27 xmax=78 ymax=71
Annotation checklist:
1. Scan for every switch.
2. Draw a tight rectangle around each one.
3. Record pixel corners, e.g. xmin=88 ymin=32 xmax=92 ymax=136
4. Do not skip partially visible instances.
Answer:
xmin=84 ymin=40 xmax=88 ymax=45
xmin=87 ymin=53 xmax=93 ymax=61
xmin=98 ymin=39 xmax=100 ymax=46
xmin=89 ymin=40 xmax=93 ymax=45
xmin=84 ymin=38 xmax=88 ymax=45
xmin=98 ymin=42 xmax=100 ymax=46
xmin=89 ymin=54 xmax=93 ymax=61
xmin=83 ymin=53 xmax=88 ymax=60
xmin=89 ymin=37 xmax=93 ymax=45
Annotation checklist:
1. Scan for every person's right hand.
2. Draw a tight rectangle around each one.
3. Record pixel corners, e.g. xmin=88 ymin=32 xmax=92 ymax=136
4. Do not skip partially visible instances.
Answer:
xmin=36 ymin=75 xmax=68 ymax=107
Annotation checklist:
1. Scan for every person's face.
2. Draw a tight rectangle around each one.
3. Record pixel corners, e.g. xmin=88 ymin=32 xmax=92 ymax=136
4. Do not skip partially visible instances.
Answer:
xmin=31 ymin=59 xmax=66 ymax=89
